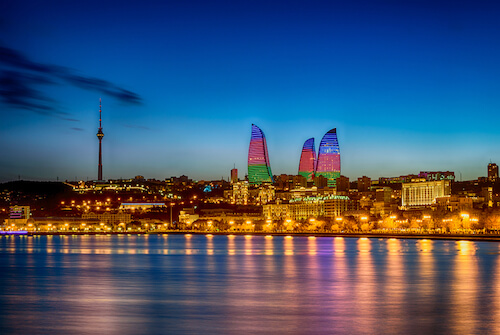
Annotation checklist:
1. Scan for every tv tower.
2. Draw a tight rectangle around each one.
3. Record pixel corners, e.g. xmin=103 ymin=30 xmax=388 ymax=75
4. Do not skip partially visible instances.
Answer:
xmin=97 ymin=98 xmax=104 ymax=181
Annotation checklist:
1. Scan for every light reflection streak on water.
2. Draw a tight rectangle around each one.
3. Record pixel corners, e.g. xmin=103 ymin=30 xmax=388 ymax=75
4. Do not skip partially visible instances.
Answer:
xmin=265 ymin=235 xmax=274 ymax=255
xmin=185 ymin=234 xmax=193 ymax=255
xmin=416 ymin=238 xmax=436 ymax=332
xmin=284 ymin=236 xmax=294 ymax=255
xmin=307 ymin=236 xmax=317 ymax=255
xmin=206 ymin=234 xmax=214 ymax=255
xmin=354 ymin=237 xmax=375 ymax=333
xmin=334 ymin=236 xmax=344 ymax=254
xmin=332 ymin=237 xmax=348 ymax=305
xmin=385 ymin=238 xmax=405 ymax=333
xmin=245 ymin=235 xmax=253 ymax=255
xmin=451 ymin=240 xmax=479 ymax=334
xmin=227 ymin=235 xmax=236 ymax=255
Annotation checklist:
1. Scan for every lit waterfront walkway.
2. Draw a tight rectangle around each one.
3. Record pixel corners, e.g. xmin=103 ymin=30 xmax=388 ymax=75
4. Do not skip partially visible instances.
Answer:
xmin=4 ymin=229 xmax=500 ymax=242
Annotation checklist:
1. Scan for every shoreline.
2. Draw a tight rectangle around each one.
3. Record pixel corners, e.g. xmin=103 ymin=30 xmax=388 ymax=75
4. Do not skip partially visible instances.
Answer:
xmin=3 ymin=230 xmax=500 ymax=242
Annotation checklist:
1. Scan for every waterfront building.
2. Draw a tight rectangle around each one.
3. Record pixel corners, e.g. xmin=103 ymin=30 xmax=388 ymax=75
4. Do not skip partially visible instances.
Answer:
xmin=315 ymin=128 xmax=340 ymax=187
xmin=9 ymin=206 xmax=30 ymax=220
xmin=4 ymin=206 xmax=31 ymax=227
xmin=263 ymin=195 xmax=357 ymax=221
xmin=488 ymin=163 xmax=498 ymax=182
xmin=82 ymin=212 xmax=132 ymax=227
xmin=298 ymin=138 xmax=316 ymax=182
xmin=289 ymin=195 xmax=357 ymax=220
xmin=119 ymin=202 xmax=166 ymax=211
xmin=401 ymin=180 xmax=451 ymax=208
xmin=248 ymin=124 xmax=273 ymax=184
xmin=179 ymin=208 xmax=200 ymax=226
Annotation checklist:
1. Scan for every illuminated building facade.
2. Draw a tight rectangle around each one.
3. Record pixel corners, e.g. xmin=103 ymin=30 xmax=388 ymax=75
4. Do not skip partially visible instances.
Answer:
xmin=401 ymin=180 xmax=451 ymax=208
xmin=248 ymin=124 xmax=273 ymax=184
xmin=298 ymin=138 xmax=316 ymax=182
xmin=231 ymin=181 xmax=249 ymax=205
xmin=263 ymin=195 xmax=357 ymax=221
xmin=315 ymin=128 xmax=340 ymax=187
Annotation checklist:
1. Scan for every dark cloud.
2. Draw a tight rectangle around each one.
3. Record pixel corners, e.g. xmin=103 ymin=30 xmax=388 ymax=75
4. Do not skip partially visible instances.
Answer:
xmin=0 ymin=70 xmax=56 ymax=114
xmin=64 ymin=74 xmax=142 ymax=105
xmin=0 ymin=46 xmax=63 ymax=74
xmin=0 ymin=45 xmax=142 ymax=117
xmin=71 ymin=127 xmax=84 ymax=131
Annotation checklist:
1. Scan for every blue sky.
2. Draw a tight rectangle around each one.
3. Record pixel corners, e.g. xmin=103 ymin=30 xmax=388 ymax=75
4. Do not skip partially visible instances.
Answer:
xmin=1 ymin=0 xmax=500 ymax=182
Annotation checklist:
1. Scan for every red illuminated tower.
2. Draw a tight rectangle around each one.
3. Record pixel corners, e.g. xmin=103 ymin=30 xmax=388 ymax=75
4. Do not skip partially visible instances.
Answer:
xmin=97 ymin=99 xmax=104 ymax=181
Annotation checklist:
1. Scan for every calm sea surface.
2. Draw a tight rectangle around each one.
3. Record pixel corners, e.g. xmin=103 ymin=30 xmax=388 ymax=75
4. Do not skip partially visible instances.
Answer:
xmin=1 ymin=234 xmax=500 ymax=334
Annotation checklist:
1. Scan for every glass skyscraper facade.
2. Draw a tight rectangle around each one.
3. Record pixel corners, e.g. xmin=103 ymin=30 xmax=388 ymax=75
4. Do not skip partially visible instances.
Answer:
xmin=298 ymin=137 xmax=316 ymax=182
xmin=248 ymin=124 xmax=273 ymax=184
xmin=315 ymin=128 xmax=340 ymax=187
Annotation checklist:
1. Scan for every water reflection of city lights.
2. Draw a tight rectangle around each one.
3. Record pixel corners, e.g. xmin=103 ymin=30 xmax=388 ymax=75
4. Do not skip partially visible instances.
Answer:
xmin=334 ymin=237 xmax=345 ymax=254
xmin=419 ymin=239 xmax=432 ymax=253
xmin=284 ymin=235 xmax=294 ymax=255
xmin=265 ymin=236 xmax=274 ymax=255
xmin=308 ymin=237 xmax=317 ymax=255
xmin=358 ymin=238 xmax=371 ymax=253
xmin=457 ymin=240 xmax=475 ymax=256
xmin=387 ymin=238 xmax=400 ymax=254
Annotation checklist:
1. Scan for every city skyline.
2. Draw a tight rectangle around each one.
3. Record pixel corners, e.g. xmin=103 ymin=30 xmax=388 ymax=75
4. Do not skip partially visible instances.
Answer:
xmin=2 ymin=1 xmax=500 ymax=182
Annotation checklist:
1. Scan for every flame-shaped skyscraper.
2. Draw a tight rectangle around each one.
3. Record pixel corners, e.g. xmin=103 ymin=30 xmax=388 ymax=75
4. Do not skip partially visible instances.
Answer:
xmin=315 ymin=128 xmax=340 ymax=186
xmin=248 ymin=124 xmax=273 ymax=184
xmin=298 ymin=138 xmax=316 ymax=182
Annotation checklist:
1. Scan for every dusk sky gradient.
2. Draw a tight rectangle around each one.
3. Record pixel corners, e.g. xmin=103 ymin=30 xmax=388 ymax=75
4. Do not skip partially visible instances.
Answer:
xmin=2 ymin=0 xmax=500 ymax=182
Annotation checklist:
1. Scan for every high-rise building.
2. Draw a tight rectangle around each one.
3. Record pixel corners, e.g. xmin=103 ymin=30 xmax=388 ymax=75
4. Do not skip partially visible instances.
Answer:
xmin=488 ymin=163 xmax=498 ymax=182
xmin=231 ymin=168 xmax=238 ymax=183
xmin=96 ymin=99 xmax=104 ymax=181
xmin=248 ymin=124 xmax=273 ymax=184
xmin=298 ymin=138 xmax=316 ymax=182
xmin=315 ymin=128 xmax=340 ymax=187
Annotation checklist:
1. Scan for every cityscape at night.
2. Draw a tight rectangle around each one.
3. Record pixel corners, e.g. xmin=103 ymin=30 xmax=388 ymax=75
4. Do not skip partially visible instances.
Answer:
xmin=3 ymin=1 xmax=500 ymax=334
